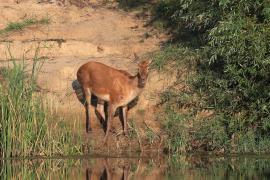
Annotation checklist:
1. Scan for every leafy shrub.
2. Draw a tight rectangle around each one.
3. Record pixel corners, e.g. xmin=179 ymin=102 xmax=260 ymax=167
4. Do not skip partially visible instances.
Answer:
xmin=155 ymin=0 xmax=270 ymax=153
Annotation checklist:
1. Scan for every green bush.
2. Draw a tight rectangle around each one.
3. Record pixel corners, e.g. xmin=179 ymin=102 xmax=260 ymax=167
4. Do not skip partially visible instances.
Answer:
xmin=155 ymin=0 xmax=270 ymax=153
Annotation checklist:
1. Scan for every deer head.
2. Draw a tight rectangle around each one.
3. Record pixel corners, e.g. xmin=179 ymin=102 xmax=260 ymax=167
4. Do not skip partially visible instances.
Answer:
xmin=132 ymin=53 xmax=152 ymax=87
xmin=138 ymin=60 xmax=151 ymax=86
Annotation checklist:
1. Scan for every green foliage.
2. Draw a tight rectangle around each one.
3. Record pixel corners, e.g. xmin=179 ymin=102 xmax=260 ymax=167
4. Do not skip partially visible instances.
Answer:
xmin=156 ymin=0 xmax=267 ymax=33
xmin=152 ymin=44 xmax=198 ymax=70
xmin=204 ymin=15 xmax=270 ymax=117
xmin=155 ymin=0 xmax=270 ymax=153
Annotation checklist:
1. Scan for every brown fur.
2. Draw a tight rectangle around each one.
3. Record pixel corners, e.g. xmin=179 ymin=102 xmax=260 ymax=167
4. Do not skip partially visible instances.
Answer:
xmin=77 ymin=59 xmax=151 ymax=144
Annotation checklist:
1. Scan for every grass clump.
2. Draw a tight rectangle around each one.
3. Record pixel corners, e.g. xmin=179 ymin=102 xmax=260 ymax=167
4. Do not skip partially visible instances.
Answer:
xmin=0 ymin=17 xmax=50 ymax=35
xmin=161 ymin=108 xmax=189 ymax=153
xmin=0 ymin=48 xmax=81 ymax=158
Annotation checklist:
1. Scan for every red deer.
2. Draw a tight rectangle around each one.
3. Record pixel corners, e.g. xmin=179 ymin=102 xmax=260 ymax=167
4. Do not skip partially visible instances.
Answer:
xmin=77 ymin=55 xmax=151 ymax=144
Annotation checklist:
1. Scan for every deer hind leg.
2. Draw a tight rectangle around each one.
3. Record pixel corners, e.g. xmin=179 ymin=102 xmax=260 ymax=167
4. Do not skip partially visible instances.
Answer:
xmin=95 ymin=99 xmax=106 ymax=131
xmin=122 ymin=106 xmax=128 ymax=136
xmin=103 ymin=103 xmax=117 ymax=145
xmin=83 ymin=87 xmax=92 ymax=133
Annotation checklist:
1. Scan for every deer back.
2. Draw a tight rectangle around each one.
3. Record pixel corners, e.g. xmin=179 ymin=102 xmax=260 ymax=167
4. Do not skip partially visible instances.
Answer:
xmin=77 ymin=62 xmax=137 ymax=102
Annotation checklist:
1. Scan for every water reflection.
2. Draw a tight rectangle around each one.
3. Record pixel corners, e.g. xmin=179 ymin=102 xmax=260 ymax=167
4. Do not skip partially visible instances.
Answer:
xmin=166 ymin=154 xmax=270 ymax=180
xmin=85 ymin=159 xmax=131 ymax=180
xmin=84 ymin=157 xmax=165 ymax=180
xmin=1 ymin=155 xmax=270 ymax=179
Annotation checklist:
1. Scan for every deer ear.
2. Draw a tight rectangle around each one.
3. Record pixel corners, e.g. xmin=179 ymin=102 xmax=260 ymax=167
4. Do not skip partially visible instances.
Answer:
xmin=133 ymin=53 xmax=139 ymax=62
xmin=146 ymin=59 xmax=152 ymax=66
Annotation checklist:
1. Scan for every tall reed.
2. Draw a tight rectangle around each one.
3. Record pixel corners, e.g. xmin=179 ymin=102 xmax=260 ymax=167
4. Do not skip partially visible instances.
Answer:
xmin=0 ymin=47 xmax=82 ymax=158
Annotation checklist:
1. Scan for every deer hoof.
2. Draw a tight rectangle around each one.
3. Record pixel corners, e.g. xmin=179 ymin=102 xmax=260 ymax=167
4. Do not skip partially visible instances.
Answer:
xmin=123 ymin=131 xmax=129 ymax=136
xmin=103 ymin=139 xmax=108 ymax=146
xmin=86 ymin=128 xmax=92 ymax=133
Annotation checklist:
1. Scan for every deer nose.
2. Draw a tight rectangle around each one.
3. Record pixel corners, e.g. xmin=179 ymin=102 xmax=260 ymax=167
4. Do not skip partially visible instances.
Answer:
xmin=141 ymin=80 xmax=146 ymax=85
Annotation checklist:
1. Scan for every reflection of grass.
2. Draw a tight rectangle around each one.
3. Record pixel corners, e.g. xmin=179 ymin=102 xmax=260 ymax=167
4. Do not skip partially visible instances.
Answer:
xmin=1 ymin=158 xmax=84 ymax=179
xmin=0 ymin=17 xmax=50 ymax=35
xmin=167 ymin=155 xmax=270 ymax=179
xmin=142 ymin=160 xmax=154 ymax=176
xmin=130 ymin=163 xmax=138 ymax=173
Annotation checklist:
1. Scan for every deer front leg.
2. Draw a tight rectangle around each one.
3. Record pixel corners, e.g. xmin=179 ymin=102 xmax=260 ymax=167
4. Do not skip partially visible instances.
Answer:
xmin=103 ymin=158 xmax=112 ymax=180
xmin=83 ymin=87 xmax=92 ymax=133
xmin=122 ymin=106 xmax=128 ymax=136
xmin=104 ymin=103 xmax=117 ymax=145
xmin=96 ymin=99 xmax=106 ymax=131
xmin=96 ymin=99 xmax=105 ymax=121
xmin=85 ymin=167 xmax=92 ymax=180
xmin=123 ymin=162 xmax=130 ymax=180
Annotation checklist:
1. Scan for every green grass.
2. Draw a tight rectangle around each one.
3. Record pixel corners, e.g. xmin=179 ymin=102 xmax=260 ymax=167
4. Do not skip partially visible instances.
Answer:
xmin=0 ymin=17 xmax=50 ymax=35
xmin=0 ymin=47 xmax=81 ymax=158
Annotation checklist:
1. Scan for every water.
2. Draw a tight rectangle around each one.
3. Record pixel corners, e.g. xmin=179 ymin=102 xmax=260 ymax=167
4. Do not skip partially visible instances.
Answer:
xmin=1 ymin=154 xmax=270 ymax=179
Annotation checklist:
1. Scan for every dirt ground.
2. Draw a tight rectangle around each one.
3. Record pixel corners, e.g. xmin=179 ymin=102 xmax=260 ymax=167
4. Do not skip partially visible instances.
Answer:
xmin=0 ymin=0 xmax=175 ymax=154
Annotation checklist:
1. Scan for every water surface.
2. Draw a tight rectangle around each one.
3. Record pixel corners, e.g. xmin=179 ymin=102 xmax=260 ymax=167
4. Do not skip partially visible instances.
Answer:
xmin=1 ymin=154 xmax=270 ymax=179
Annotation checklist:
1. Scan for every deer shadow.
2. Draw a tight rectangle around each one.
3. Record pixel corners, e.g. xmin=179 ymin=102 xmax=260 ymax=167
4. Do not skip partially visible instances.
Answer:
xmin=72 ymin=79 xmax=138 ymax=133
